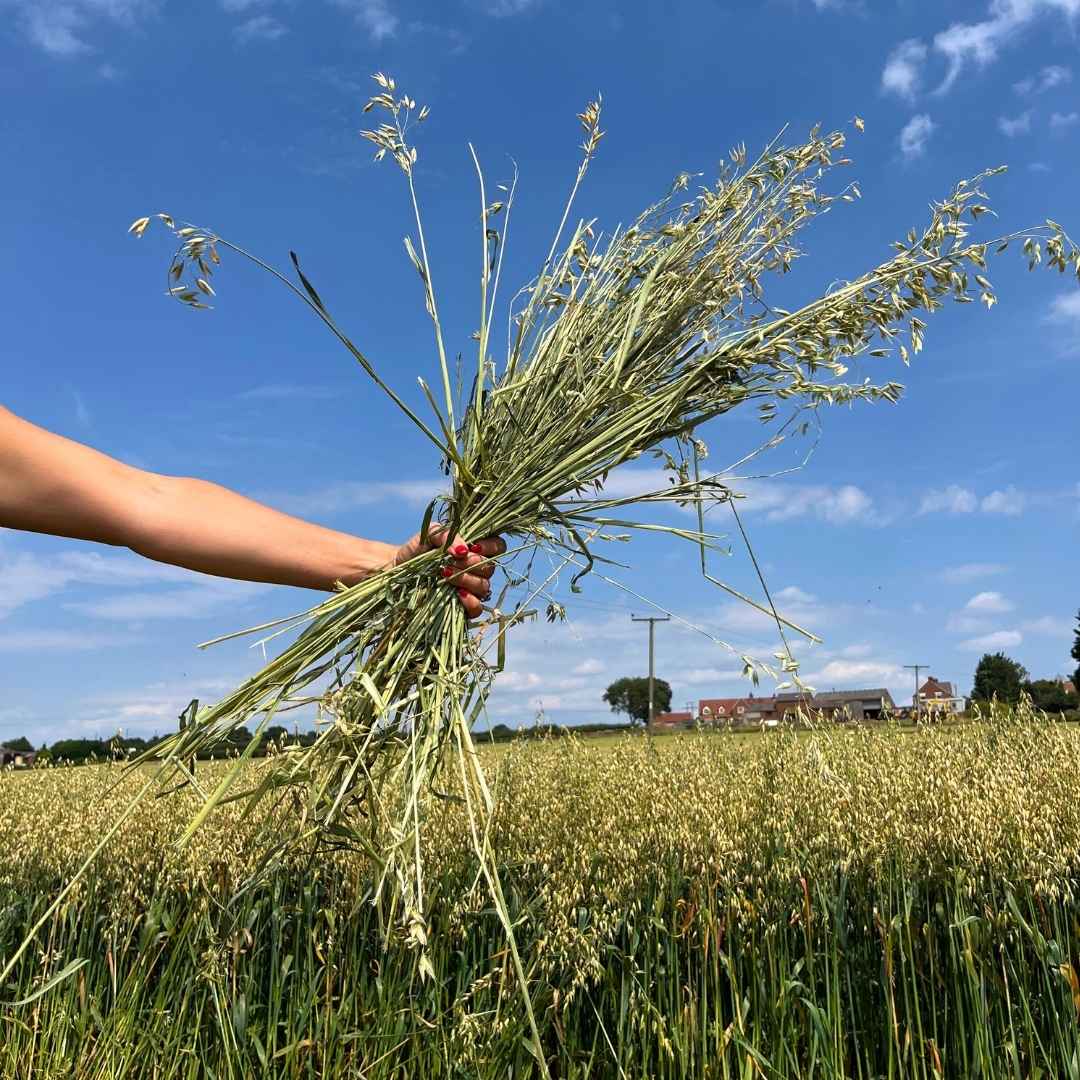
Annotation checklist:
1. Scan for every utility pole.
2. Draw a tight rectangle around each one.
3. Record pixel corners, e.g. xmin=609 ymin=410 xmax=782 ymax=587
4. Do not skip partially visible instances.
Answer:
xmin=631 ymin=615 xmax=670 ymax=725
xmin=904 ymin=664 xmax=928 ymax=722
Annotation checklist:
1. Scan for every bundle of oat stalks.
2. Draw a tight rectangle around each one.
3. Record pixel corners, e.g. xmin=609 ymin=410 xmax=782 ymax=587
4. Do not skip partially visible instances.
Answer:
xmin=122 ymin=77 xmax=1074 ymax=1010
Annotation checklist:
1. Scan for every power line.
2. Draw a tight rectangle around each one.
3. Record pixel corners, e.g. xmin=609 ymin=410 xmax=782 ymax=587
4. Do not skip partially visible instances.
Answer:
xmin=631 ymin=615 xmax=671 ymax=724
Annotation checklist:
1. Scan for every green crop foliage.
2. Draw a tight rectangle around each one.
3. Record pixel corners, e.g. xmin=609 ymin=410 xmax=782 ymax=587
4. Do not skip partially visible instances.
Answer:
xmin=3 ymin=701 xmax=1080 ymax=1077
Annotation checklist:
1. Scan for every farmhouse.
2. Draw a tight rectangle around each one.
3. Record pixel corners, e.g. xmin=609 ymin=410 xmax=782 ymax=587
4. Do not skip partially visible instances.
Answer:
xmin=698 ymin=696 xmax=775 ymax=725
xmin=915 ymin=676 xmax=965 ymax=715
xmin=0 ymin=745 xmax=37 ymax=768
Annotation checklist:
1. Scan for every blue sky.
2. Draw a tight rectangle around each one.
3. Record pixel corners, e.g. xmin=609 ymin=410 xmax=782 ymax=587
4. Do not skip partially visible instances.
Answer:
xmin=1 ymin=0 xmax=1078 ymax=745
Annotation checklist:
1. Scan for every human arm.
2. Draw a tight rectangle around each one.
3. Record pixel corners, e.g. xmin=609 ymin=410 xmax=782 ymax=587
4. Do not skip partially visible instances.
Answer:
xmin=0 ymin=405 xmax=499 ymax=615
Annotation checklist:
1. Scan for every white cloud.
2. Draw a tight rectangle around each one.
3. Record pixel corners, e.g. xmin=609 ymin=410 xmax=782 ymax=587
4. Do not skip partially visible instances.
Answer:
xmin=899 ymin=114 xmax=936 ymax=160
xmin=881 ymin=39 xmax=928 ymax=100
xmin=774 ymin=585 xmax=816 ymax=604
xmin=1050 ymin=110 xmax=1080 ymax=131
xmin=1015 ymin=63 xmax=1072 ymax=94
xmin=0 ymin=543 xmax=193 ymax=620
xmin=932 ymin=0 xmax=1080 ymax=95
xmin=806 ymin=659 xmax=904 ymax=686
xmin=980 ymin=486 xmax=1026 ymax=515
xmin=220 ymin=0 xmax=267 ymax=10
xmin=998 ymin=110 xmax=1033 ymax=136
xmin=269 ymin=468 xmax=878 ymax=526
xmin=75 ymin=675 xmax=247 ymax=735
xmin=965 ymin=590 xmax=1014 ymax=613
xmin=331 ymin=0 xmax=398 ymax=40
xmin=839 ymin=643 xmax=874 ymax=658
xmin=1048 ymin=291 xmax=1080 ymax=322
xmin=571 ymin=658 xmax=605 ymax=676
xmin=1039 ymin=62 xmax=1073 ymax=88
xmin=260 ymin=479 xmax=440 ymax=517
xmin=581 ymin=468 xmax=672 ymax=500
xmin=670 ymin=667 xmax=746 ymax=686
xmin=486 ymin=0 xmax=542 ymax=14
xmin=918 ymin=484 xmax=976 ymax=514
xmin=234 ymin=14 xmax=287 ymax=41
xmin=731 ymin=480 xmax=879 ymax=525
xmin=499 ymin=670 xmax=543 ymax=692
xmin=10 ymin=0 xmax=157 ymax=57
xmin=66 ymin=580 xmax=264 ymax=621
xmin=1021 ymin=615 xmax=1072 ymax=635
xmin=707 ymin=584 xmax=845 ymax=640
xmin=405 ymin=19 xmax=469 ymax=54
xmin=940 ymin=562 xmax=1007 ymax=584
xmin=20 ymin=4 xmax=92 ymax=54
xmin=958 ymin=629 xmax=1023 ymax=651
xmin=1028 ymin=161 xmax=1052 ymax=171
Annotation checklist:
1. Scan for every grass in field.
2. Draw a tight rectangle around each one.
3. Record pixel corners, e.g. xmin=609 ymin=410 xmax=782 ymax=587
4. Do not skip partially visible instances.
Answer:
xmin=3 ymin=705 xmax=1080 ymax=1077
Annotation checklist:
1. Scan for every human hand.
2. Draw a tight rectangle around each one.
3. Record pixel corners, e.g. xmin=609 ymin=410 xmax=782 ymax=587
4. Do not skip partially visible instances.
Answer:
xmin=392 ymin=527 xmax=506 ymax=619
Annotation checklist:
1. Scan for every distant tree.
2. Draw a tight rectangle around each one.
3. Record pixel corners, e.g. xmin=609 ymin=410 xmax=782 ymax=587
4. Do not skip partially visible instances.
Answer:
xmin=48 ymin=738 xmax=107 ymax=764
xmin=603 ymin=677 xmax=672 ymax=725
xmin=1072 ymin=608 xmax=1080 ymax=689
xmin=3 ymin=736 xmax=33 ymax=752
xmin=105 ymin=734 xmax=150 ymax=756
xmin=972 ymin=652 xmax=1029 ymax=705
xmin=1024 ymin=678 xmax=1076 ymax=713
xmin=262 ymin=725 xmax=289 ymax=748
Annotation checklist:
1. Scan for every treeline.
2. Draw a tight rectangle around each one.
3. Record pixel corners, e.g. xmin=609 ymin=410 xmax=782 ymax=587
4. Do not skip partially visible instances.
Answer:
xmin=481 ymin=721 xmax=634 ymax=743
xmin=972 ymin=653 xmax=1078 ymax=713
xmin=11 ymin=726 xmax=317 ymax=766
xmin=12 ymin=723 xmax=637 ymax=764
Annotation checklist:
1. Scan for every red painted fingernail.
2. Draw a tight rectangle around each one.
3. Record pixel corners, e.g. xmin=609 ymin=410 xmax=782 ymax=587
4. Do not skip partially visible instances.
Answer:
xmin=453 ymin=544 xmax=468 ymax=557
xmin=468 ymin=542 xmax=482 ymax=554
xmin=457 ymin=588 xmax=469 ymax=601
xmin=440 ymin=566 xmax=453 ymax=579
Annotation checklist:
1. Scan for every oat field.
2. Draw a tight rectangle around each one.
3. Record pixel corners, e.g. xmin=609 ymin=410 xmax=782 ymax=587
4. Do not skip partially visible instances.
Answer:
xmin=3 ymin=704 xmax=1080 ymax=1078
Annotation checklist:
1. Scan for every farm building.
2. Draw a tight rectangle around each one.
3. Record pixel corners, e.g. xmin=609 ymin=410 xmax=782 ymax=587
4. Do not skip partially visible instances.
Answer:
xmin=915 ymin=676 xmax=965 ymax=715
xmin=656 ymin=688 xmax=903 ymax=732
xmin=651 ymin=711 xmax=693 ymax=731
xmin=0 ymin=745 xmax=37 ymax=768
xmin=775 ymin=688 xmax=896 ymax=722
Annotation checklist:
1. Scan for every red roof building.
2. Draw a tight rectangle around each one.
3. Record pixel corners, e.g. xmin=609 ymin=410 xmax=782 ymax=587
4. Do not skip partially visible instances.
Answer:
xmin=651 ymin=711 xmax=692 ymax=730
xmin=698 ymin=697 xmax=775 ymax=724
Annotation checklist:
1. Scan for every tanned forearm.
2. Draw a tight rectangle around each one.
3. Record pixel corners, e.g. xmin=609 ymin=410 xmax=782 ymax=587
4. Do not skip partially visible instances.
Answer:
xmin=0 ymin=405 xmax=395 ymax=590
xmin=125 ymin=474 xmax=397 ymax=589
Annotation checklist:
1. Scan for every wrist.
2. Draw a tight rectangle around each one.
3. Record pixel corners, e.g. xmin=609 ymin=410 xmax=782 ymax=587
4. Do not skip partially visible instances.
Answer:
xmin=336 ymin=538 xmax=397 ymax=587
